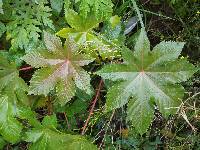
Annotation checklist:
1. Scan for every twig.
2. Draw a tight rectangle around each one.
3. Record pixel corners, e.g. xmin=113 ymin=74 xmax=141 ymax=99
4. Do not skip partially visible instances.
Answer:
xmin=139 ymin=9 xmax=176 ymax=20
xmin=142 ymin=0 xmax=150 ymax=6
xmin=99 ymin=110 xmax=115 ymax=149
xmin=47 ymin=96 xmax=53 ymax=115
xmin=179 ymin=106 xmax=197 ymax=132
xmin=131 ymin=0 xmax=145 ymax=28
xmin=174 ymin=92 xmax=200 ymax=132
xmin=63 ymin=112 xmax=71 ymax=130
xmin=81 ymin=79 xmax=104 ymax=135
xmin=184 ymin=92 xmax=200 ymax=104
xmin=19 ymin=66 xmax=32 ymax=71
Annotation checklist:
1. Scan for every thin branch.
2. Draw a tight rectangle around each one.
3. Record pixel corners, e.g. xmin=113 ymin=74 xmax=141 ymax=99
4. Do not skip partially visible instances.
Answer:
xmin=63 ymin=112 xmax=71 ymax=130
xmin=81 ymin=79 xmax=104 ymax=135
xmin=142 ymin=0 xmax=150 ymax=5
xmin=131 ymin=0 xmax=145 ymax=28
xmin=19 ymin=66 xmax=32 ymax=71
xmin=99 ymin=110 xmax=115 ymax=149
xmin=47 ymin=96 xmax=53 ymax=115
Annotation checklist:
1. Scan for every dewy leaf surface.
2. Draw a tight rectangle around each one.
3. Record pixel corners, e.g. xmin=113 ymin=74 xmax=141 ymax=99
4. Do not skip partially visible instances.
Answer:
xmin=23 ymin=32 xmax=94 ymax=106
xmin=25 ymin=115 xmax=97 ymax=150
xmin=0 ymin=54 xmax=29 ymax=143
xmin=97 ymin=28 xmax=198 ymax=134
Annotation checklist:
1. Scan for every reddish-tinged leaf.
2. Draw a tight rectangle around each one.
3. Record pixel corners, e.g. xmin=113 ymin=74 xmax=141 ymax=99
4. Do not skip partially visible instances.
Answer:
xmin=23 ymin=32 xmax=94 ymax=106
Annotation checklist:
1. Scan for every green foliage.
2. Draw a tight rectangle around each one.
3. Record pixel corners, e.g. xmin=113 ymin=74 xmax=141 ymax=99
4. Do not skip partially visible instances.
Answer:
xmin=97 ymin=28 xmax=198 ymax=134
xmin=50 ymin=0 xmax=63 ymax=14
xmin=65 ymin=0 xmax=113 ymax=20
xmin=0 ymin=54 xmax=29 ymax=105
xmin=0 ymin=136 xmax=6 ymax=149
xmin=0 ymin=96 xmax=23 ymax=143
xmin=1 ymin=0 xmax=54 ymax=51
xmin=57 ymin=9 xmax=100 ymax=42
xmin=57 ymin=11 xmax=121 ymax=60
xmin=0 ymin=54 xmax=32 ymax=143
xmin=0 ymin=0 xmax=3 ymax=14
xmin=23 ymin=32 xmax=94 ymax=106
xmin=0 ymin=21 xmax=5 ymax=38
xmin=55 ymin=0 xmax=122 ymax=60
xmin=102 ymin=15 xmax=125 ymax=45
xmin=26 ymin=115 xmax=97 ymax=150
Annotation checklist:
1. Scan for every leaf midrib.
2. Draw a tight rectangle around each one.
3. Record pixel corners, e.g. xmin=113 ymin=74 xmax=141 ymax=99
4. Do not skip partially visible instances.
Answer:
xmin=126 ymin=71 xmax=172 ymax=102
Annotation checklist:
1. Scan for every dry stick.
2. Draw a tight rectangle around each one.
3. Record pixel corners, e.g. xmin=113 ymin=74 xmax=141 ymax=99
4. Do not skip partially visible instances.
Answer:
xmin=81 ymin=79 xmax=104 ymax=135
xmin=64 ymin=112 xmax=71 ymax=130
xmin=142 ymin=0 xmax=150 ymax=6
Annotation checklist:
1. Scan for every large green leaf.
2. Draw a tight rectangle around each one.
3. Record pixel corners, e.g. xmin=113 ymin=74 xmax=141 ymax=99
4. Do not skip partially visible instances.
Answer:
xmin=23 ymin=32 xmax=94 ymax=106
xmin=0 ymin=136 xmax=6 ymax=149
xmin=25 ymin=115 xmax=97 ymax=150
xmin=57 ymin=10 xmax=120 ymax=60
xmin=26 ymin=129 xmax=97 ymax=150
xmin=0 ymin=54 xmax=29 ymax=105
xmin=97 ymin=28 xmax=198 ymax=134
xmin=0 ymin=96 xmax=22 ymax=143
xmin=0 ymin=54 xmax=30 ymax=143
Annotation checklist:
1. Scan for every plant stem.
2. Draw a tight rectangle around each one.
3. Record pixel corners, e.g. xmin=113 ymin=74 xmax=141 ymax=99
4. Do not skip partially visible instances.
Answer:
xmin=19 ymin=66 xmax=32 ymax=71
xmin=47 ymin=95 xmax=53 ymax=115
xmin=99 ymin=110 xmax=115 ymax=149
xmin=131 ymin=0 xmax=145 ymax=29
xmin=81 ymin=79 xmax=104 ymax=135
xmin=64 ymin=112 xmax=71 ymax=130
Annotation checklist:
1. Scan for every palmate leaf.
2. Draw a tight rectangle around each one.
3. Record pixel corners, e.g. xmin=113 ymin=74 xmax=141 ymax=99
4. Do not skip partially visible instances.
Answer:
xmin=57 ymin=7 xmax=120 ymax=60
xmin=25 ymin=115 xmax=97 ymax=150
xmin=62 ymin=9 xmax=100 ymax=37
xmin=0 ymin=54 xmax=30 ymax=143
xmin=23 ymin=32 xmax=94 ymax=106
xmin=97 ymin=28 xmax=198 ymax=134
